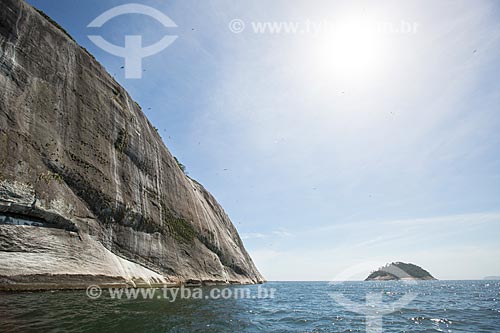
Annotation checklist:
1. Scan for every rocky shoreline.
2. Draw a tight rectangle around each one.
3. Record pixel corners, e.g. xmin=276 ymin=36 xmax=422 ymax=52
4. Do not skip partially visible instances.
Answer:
xmin=0 ymin=273 xmax=262 ymax=292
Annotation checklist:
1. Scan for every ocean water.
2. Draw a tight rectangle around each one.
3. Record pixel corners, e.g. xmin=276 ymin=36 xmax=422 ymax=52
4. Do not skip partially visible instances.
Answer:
xmin=1 ymin=281 xmax=499 ymax=332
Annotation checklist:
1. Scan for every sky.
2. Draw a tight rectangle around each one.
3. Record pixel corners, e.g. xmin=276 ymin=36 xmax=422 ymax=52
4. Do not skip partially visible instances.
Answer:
xmin=27 ymin=0 xmax=500 ymax=280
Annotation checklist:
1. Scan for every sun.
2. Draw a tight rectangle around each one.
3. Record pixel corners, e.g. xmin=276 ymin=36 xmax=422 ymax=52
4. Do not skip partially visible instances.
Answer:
xmin=308 ymin=14 xmax=387 ymax=83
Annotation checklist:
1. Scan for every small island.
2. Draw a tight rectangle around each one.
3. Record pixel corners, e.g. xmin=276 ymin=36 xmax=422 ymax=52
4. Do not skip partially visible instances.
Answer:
xmin=365 ymin=262 xmax=436 ymax=281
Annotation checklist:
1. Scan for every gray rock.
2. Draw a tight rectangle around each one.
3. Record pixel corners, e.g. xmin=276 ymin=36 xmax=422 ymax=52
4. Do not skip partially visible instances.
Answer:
xmin=0 ymin=0 xmax=264 ymax=290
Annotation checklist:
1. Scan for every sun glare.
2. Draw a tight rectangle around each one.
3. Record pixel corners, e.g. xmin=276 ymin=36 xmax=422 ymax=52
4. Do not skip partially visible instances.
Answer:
xmin=309 ymin=15 xmax=387 ymax=83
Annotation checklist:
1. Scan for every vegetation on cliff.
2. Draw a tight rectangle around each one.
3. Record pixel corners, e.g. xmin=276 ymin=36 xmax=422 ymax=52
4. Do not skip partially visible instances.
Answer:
xmin=365 ymin=262 xmax=436 ymax=280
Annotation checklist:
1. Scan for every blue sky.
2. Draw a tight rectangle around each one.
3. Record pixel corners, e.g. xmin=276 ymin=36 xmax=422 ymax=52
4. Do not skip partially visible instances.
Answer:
xmin=28 ymin=0 xmax=500 ymax=280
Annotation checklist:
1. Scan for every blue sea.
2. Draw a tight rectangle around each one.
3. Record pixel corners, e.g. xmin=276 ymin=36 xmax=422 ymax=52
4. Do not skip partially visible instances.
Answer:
xmin=1 ymin=281 xmax=499 ymax=332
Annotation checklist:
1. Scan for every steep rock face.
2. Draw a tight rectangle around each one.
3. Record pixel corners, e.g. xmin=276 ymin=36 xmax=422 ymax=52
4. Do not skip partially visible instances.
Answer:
xmin=0 ymin=0 xmax=264 ymax=290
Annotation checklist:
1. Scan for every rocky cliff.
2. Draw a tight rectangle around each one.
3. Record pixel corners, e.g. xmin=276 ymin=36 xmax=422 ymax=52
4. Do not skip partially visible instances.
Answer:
xmin=0 ymin=0 xmax=264 ymax=290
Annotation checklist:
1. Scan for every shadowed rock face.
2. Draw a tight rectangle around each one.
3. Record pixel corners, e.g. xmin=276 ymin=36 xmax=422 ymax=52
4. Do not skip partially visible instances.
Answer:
xmin=0 ymin=0 xmax=264 ymax=290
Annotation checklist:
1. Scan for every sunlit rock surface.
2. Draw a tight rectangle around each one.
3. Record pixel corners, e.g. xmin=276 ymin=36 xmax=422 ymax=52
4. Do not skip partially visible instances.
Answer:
xmin=0 ymin=0 xmax=263 ymax=290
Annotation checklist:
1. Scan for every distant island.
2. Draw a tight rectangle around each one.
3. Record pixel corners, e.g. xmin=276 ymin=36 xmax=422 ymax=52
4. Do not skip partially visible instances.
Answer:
xmin=484 ymin=276 xmax=500 ymax=280
xmin=365 ymin=262 xmax=436 ymax=281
